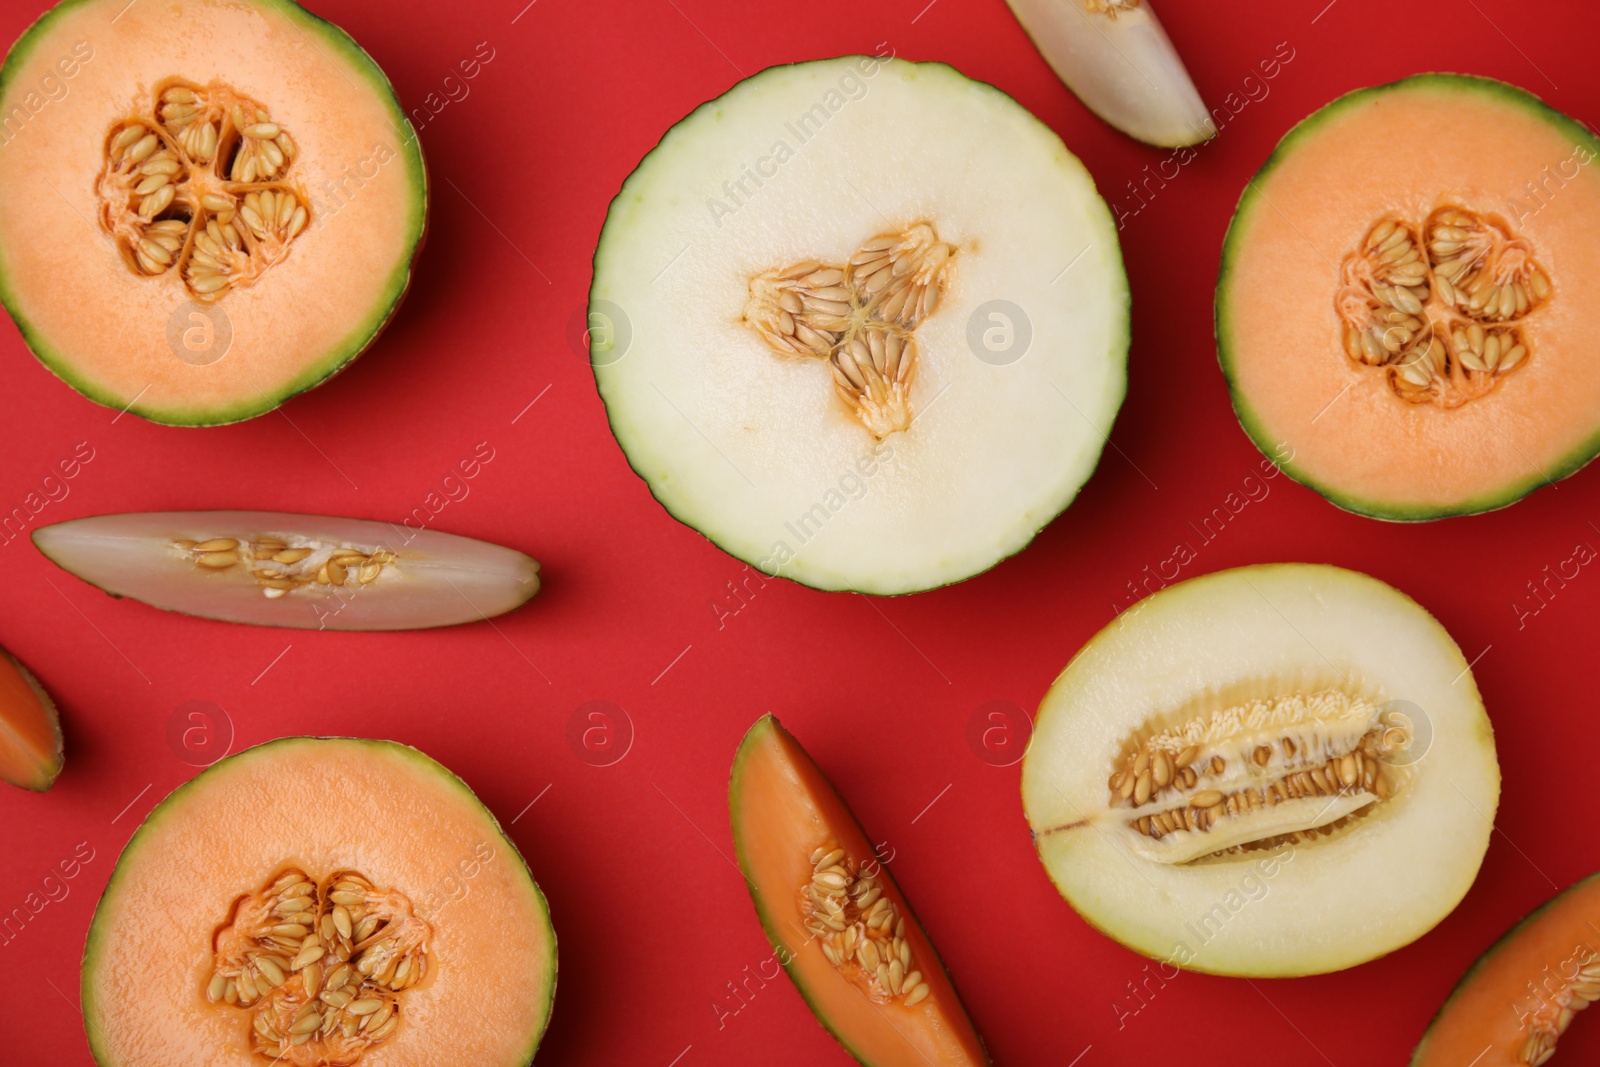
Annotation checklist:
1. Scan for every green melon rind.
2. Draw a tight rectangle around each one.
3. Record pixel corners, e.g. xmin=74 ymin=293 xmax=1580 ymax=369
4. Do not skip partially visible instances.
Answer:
xmin=0 ymin=0 xmax=428 ymax=427
xmin=0 ymin=650 xmax=63 ymax=791
xmin=1409 ymin=869 xmax=1600 ymax=1065
xmin=79 ymin=736 xmax=556 ymax=1067
xmin=590 ymin=57 xmax=1129 ymax=594
xmin=1216 ymin=72 xmax=1600 ymax=521
xmin=729 ymin=714 xmax=988 ymax=1066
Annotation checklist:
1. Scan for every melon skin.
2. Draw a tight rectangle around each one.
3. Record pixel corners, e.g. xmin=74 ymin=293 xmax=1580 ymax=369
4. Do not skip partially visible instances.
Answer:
xmin=0 ymin=0 xmax=428 ymax=426
xmin=591 ymin=57 xmax=1129 ymax=595
xmin=1216 ymin=74 xmax=1600 ymax=520
xmin=81 ymin=737 xmax=556 ymax=1067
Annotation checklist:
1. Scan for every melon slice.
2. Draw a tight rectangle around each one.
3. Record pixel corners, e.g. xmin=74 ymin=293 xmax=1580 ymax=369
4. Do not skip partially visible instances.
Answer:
xmin=0 ymin=648 xmax=63 ymax=791
xmin=33 ymin=511 xmax=538 ymax=631
xmin=82 ymin=737 xmax=555 ymax=1066
xmin=1218 ymin=74 xmax=1600 ymax=519
xmin=730 ymin=716 xmax=988 ymax=1066
xmin=1004 ymin=0 xmax=1213 ymax=147
xmin=0 ymin=0 xmax=426 ymax=425
xmin=1021 ymin=564 xmax=1500 ymax=976
xmin=591 ymin=57 xmax=1128 ymax=594
xmin=1412 ymin=871 xmax=1600 ymax=1066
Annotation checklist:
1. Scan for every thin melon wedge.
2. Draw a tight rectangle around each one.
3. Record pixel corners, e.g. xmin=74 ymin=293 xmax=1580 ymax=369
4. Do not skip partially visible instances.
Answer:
xmin=0 ymin=648 xmax=63 ymax=791
xmin=730 ymin=715 xmax=988 ymax=1066
xmin=1005 ymin=0 xmax=1214 ymax=147
xmin=82 ymin=737 xmax=556 ymax=1067
xmin=33 ymin=511 xmax=538 ymax=631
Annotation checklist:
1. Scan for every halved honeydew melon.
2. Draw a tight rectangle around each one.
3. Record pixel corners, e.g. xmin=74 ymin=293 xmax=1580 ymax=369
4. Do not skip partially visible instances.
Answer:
xmin=82 ymin=737 xmax=556 ymax=1066
xmin=0 ymin=0 xmax=426 ymax=425
xmin=1021 ymin=564 xmax=1500 ymax=976
xmin=1004 ymin=0 xmax=1214 ymax=147
xmin=730 ymin=716 xmax=988 ymax=1065
xmin=1411 ymin=871 xmax=1600 ymax=1066
xmin=1218 ymin=74 xmax=1600 ymax=519
xmin=0 ymin=648 xmax=64 ymax=791
xmin=591 ymin=57 xmax=1128 ymax=594
xmin=33 ymin=511 xmax=538 ymax=631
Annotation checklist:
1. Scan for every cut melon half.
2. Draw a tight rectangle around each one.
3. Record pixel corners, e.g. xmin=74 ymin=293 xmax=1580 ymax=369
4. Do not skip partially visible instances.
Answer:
xmin=0 ymin=648 xmax=63 ymax=791
xmin=0 ymin=0 xmax=426 ymax=425
xmin=82 ymin=737 xmax=556 ymax=1066
xmin=1218 ymin=74 xmax=1600 ymax=519
xmin=1412 ymin=871 xmax=1600 ymax=1066
xmin=730 ymin=715 xmax=988 ymax=1065
xmin=1021 ymin=564 xmax=1500 ymax=976
xmin=1004 ymin=0 xmax=1214 ymax=147
xmin=591 ymin=57 xmax=1128 ymax=593
xmin=34 ymin=511 xmax=538 ymax=631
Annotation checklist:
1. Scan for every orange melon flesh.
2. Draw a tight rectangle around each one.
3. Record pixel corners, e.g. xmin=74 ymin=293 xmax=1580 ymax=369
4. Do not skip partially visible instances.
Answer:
xmin=0 ymin=650 xmax=63 ymax=791
xmin=1219 ymin=75 xmax=1600 ymax=518
xmin=0 ymin=0 xmax=425 ymax=425
xmin=1412 ymin=872 xmax=1600 ymax=1066
xmin=729 ymin=716 xmax=987 ymax=1067
xmin=82 ymin=738 xmax=556 ymax=1067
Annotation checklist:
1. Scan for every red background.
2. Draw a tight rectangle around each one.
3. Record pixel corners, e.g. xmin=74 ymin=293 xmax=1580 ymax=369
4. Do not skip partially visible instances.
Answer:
xmin=3 ymin=0 xmax=1600 ymax=1063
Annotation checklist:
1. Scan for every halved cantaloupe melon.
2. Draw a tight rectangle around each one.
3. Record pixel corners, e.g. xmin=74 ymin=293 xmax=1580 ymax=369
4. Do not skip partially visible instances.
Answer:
xmin=33 ymin=511 xmax=539 ymax=630
xmin=730 ymin=715 xmax=988 ymax=1065
xmin=1022 ymin=564 xmax=1500 ymax=976
xmin=0 ymin=647 xmax=63 ymax=791
xmin=591 ymin=57 xmax=1128 ymax=593
xmin=1412 ymin=871 xmax=1600 ymax=1066
xmin=1004 ymin=0 xmax=1213 ymax=147
xmin=0 ymin=0 xmax=426 ymax=425
xmin=1218 ymin=74 xmax=1600 ymax=519
xmin=82 ymin=737 xmax=556 ymax=1067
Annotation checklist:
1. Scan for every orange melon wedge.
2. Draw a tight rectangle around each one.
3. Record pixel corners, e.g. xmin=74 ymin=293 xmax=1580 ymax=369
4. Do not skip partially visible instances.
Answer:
xmin=729 ymin=715 xmax=988 ymax=1066
xmin=0 ymin=648 xmax=63 ymax=791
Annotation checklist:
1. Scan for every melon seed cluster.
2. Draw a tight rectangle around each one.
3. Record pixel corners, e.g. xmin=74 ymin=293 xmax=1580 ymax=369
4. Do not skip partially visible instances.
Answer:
xmin=176 ymin=535 xmax=398 ymax=599
xmin=743 ymin=223 xmax=956 ymax=438
xmin=1106 ymin=690 xmax=1409 ymax=859
xmin=802 ymin=843 xmax=931 ymax=1008
xmin=1335 ymin=206 xmax=1551 ymax=406
xmin=1520 ymin=954 xmax=1600 ymax=1066
xmin=97 ymin=79 xmax=309 ymax=300
xmin=205 ymin=868 xmax=431 ymax=1066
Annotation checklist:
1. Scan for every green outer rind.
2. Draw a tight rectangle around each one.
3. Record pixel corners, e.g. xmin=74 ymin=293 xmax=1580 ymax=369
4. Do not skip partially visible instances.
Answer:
xmin=79 ymin=736 xmax=556 ymax=1066
xmin=728 ymin=714 xmax=989 ymax=1066
xmin=1215 ymin=72 xmax=1600 ymax=521
xmin=1409 ymin=869 xmax=1600 ymax=1065
xmin=29 ymin=510 xmax=541 ymax=632
xmin=1021 ymin=562 xmax=1499 ymax=977
xmin=589 ymin=57 xmax=1130 ymax=594
xmin=0 ymin=649 xmax=63 ymax=791
xmin=0 ymin=0 xmax=428 ymax=427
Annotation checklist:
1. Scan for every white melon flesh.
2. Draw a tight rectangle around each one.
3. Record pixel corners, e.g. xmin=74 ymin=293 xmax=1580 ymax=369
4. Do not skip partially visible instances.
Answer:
xmin=33 ymin=512 xmax=539 ymax=631
xmin=591 ymin=57 xmax=1128 ymax=594
xmin=1021 ymin=564 xmax=1499 ymax=976
xmin=1005 ymin=0 xmax=1214 ymax=147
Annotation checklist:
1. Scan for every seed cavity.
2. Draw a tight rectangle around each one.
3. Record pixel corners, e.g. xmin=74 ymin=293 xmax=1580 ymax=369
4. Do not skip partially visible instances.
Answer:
xmin=1335 ymin=207 xmax=1550 ymax=407
xmin=97 ymin=79 xmax=310 ymax=301
xmin=743 ymin=223 xmax=956 ymax=438
xmin=1103 ymin=690 xmax=1411 ymax=864
xmin=174 ymin=534 xmax=398 ymax=598
xmin=205 ymin=866 xmax=429 ymax=1064
xmin=803 ymin=842 xmax=931 ymax=1009
xmin=1518 ymin=953 xmax=1600 ymax=1065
